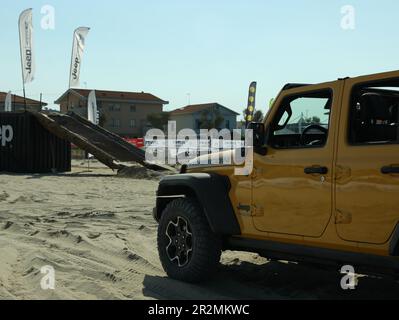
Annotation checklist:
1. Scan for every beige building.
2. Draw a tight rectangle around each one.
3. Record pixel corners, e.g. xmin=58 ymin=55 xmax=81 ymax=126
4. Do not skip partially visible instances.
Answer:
xmin=169 ymin=103 xmax=239 ymax=134
xmin=0 ymin=92 xmax=47 ymax=112
xmin=55 ymin=89 xmax=169 ymax=137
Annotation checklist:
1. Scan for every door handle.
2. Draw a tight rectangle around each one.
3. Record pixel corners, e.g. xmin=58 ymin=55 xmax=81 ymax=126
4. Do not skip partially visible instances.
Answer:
xmin=381 ymin=166 xmax=399 ymax=174
xmin=304 ymin=166 xmax=328 ymax=175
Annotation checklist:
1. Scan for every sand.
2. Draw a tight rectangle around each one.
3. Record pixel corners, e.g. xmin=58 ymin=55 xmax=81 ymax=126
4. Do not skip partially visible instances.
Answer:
xmin=0 ymin=161 xmax=399 ymax=300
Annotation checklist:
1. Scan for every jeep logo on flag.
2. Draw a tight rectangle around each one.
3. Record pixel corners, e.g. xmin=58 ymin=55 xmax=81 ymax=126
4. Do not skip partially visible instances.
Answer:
xmin=25 ymin=49 xmax=32 ymax=74
xmin=72 ymin=57 xmax=80 ymax=80
xmin=0 ymin=125 xmax=14 ymax=147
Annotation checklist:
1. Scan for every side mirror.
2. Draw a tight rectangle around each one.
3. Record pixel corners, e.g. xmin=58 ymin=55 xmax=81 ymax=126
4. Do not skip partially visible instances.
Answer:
xmin=248 ymin=122 xmax=268 ymax=155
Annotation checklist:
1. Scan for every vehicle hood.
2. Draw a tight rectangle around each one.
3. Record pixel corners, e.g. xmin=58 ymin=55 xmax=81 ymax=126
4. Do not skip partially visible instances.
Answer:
xmin=187 ymin=150 xmax=237 ymax=171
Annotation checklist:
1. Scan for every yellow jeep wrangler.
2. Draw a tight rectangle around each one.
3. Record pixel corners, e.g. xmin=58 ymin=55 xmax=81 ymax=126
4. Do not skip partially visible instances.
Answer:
xmin=153 ymin=70 xmax=399 ymax=283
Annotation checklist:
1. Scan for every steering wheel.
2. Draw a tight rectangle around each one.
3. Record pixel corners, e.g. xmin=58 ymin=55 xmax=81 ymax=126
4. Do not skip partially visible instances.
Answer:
xmin=300 ymin=124 xmax=328 ymax=146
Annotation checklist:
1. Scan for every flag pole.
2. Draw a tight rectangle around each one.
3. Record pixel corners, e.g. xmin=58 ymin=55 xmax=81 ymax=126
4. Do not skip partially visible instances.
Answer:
xmin=67 ymin=54 xmax=71 ymax=112
xmin=18 ymin=14 xmax=27 ymax=112
xmin=67 ymin=29 xmax=75 ymax=112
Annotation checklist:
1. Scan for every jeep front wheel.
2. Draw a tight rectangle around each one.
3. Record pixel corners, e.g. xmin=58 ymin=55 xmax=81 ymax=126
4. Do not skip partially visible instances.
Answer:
xmin=157 ymin=198 xmax=222 ymax=283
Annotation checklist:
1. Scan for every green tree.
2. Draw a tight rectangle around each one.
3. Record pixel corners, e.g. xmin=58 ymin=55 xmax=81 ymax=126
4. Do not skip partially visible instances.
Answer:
xmin=243 ymin=109 xmax=264 ymax=122
xmin=200 ymin=108 xmax=224 ymax=130
xmin=99 ymin=112 xmax=107 ymax=127
xmin=147 ymin=112 xmax=170 ymax=130
xmin=253 ymin=110 xmax=264 ymax=122
xmin=304 ymin=116 xmax=321 ymax=124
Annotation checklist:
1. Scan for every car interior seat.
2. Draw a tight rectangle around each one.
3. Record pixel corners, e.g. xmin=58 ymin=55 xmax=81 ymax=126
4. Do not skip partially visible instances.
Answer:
xmin=354 ymin=92 xmax=397 ymax=143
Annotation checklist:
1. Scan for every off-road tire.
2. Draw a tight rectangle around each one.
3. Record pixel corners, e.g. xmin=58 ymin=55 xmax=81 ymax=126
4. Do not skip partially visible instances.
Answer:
xmin=157 ymin=198 xmax=222 ymax=283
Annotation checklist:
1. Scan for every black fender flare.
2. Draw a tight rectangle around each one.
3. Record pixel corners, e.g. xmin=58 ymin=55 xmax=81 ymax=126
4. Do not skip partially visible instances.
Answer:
xmin=155 ymin=173 xmax=241 ymax=236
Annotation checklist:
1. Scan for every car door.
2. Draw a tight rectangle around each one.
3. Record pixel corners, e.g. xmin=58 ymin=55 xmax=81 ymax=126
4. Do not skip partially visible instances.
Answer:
xmin=335 ymin=71 xmax=399 ymax=244
xmin=252 ymin=81 xmax=343 ymax=237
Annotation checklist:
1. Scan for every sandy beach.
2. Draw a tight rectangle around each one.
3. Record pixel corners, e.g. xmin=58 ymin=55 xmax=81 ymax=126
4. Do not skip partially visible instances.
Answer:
xmin=0 ymin=161 xmax=399 ymax=300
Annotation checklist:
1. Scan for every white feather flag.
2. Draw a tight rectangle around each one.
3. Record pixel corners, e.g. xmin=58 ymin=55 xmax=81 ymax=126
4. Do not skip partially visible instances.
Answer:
xmin=19 ymin=8 xmax=35 ymax=84
xmin=69 ymin=27 xmax=90 ymax=88
xmin=4 ymin=92 xmax=12 ymax=112
xmin=88 ymin=90 xmax=98 ymax=125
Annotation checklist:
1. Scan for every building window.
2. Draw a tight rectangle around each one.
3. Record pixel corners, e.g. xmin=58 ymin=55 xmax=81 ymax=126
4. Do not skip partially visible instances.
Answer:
xmin=130 ymin=119 xmax=136 ymax=128
xmin=109 ymin=104 xmax=121 ymax=112
xmin=130 ymin=105 xmax=137 ymax=112
xmin=111 ymin=119 xmax=121 ymax=128
xmin=226 ymin=120 xmax=231 ymax=129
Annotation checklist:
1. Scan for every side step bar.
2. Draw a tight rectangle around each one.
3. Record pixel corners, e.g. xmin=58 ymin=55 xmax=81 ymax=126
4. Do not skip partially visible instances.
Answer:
xmin=225 ymin=237 xmax=399 ymax=272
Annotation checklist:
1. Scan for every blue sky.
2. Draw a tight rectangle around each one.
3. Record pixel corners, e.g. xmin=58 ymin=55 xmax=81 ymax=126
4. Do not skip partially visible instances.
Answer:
xmin=1 ymin=0 xmax=399 ymax=117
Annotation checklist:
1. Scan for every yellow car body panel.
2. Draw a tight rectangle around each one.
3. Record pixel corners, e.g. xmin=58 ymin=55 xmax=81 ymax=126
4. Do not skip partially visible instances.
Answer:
xmin=188 ymin=70 xmax=399 ymax=259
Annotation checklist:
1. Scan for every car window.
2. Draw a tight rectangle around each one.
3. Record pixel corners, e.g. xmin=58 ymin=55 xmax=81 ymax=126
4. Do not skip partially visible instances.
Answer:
xmin=270 ymin=90 xmax=332 ymax=149
xmin=350 ymin=85 xmax=399 ymax=145
xmin=274 ymin=97 xmax=330 ymax=136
